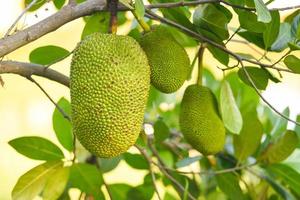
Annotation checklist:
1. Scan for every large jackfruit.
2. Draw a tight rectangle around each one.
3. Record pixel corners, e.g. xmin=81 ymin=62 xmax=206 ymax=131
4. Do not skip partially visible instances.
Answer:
xmin=139 ymin=26 xmax=190 ymax=93
xmin=70 ymin=33 xmax=150 ymax=158
xmin=179 ymin=85 xmax=225 ymax=155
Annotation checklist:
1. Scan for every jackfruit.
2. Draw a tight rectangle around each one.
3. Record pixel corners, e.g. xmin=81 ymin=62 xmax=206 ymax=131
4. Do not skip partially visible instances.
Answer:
xmin=139 ymin=26 xmax=190 ymax=93
xmin=259 ymin=130 xmax=298 ymax=164
xmin=179 ymin=85 xmax=225 ymax=155
xmin=70 ymin=33 xmax=150 ymax=158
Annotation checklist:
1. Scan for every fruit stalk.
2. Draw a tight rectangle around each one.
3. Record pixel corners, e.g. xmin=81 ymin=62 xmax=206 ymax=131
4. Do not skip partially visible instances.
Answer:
xmin=132 ymin=11 xmax=151 ymax=32
xmin=108 ymin=0 xmax=118 ymax=34
xmin=197 ymin=43 xmax=206 ymax=86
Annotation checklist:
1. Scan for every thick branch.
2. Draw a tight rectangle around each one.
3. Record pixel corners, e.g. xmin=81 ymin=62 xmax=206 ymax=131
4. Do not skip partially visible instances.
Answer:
xmin=0 ymin=0 xmax=107 ymax=57
xmin=0 ymin=61 xmax=69 ymax=87
xmin=0 ymin=0 xmax=299 ymax=57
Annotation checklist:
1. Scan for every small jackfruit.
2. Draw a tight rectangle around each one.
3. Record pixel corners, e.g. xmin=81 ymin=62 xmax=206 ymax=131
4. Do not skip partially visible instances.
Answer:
xmin=70 ymin=33 xmax=150 ymax=158
xmin=179 ymin=85 xmax=225 ymax=155
xmin=259 ymin=130 xmax=298 ymax=164
xmin=139 ymin=26 xmax=190 ymax=93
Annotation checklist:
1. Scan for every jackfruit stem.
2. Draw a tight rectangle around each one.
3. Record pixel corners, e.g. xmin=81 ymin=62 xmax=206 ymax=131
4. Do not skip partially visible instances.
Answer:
xmin=108 ymin=0 xmax=118 ymax=34
xmin=197 ymin=43 xmax=206 ymax=86
xmin=132 ymin=11 xmax=151 ymax=32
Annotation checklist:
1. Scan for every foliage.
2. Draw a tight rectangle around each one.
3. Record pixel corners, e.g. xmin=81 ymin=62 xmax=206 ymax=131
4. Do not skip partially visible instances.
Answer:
xmin=3 ymin=0 xmax=300 ymax=199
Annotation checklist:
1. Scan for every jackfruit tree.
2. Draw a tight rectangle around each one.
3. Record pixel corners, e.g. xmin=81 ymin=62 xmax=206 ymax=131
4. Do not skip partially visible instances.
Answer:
xmin=1 ymin=0 xmax=300 ymax=199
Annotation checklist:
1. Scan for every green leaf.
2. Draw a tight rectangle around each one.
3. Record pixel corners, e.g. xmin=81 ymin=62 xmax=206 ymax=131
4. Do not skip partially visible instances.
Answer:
xmin=271 ymin=23 xmax=293 ymax=51
xmin=220 ymin=81 xmax=243 ymax=134
xmin=238 ymin=67 xmax=270 ymax=90
xmin=97 ymin=155 xmax=122 ymax=173
xmin=52 ymin=97 xmax=73 ymax=151
xmin=260 ymin=130 xmax=299 ymax=164
xmin=295 ymin=115 xmax=300 ymax=138
xmin=9 ymin=136 xmax=64 ymax=160
xmin=43 ymin=166 xmax=70 ymax=200
xmin=12 ymin=160 xmax=62 ymax=200
xmin=233 ymin=111 xmax=263 ymax=161
xmin=110 ymin=184 xmax=132 ymax=199
xmin=193 ymin=4 xmax=230 ymax=40
xmin=81 ymin=13 xmax=110 ymax=39
xmin=266 ymin=164 xmax=300 ymax=196
xmin=127 ymin=183 xmax=155 ymax=200
xmin=253 ymin=0 xmax=271 ymax=23
xmin=269 ymin=107 xmax=289 ymax=140
xmin=29 ymin=45 xmax=69 ymax=65
xmin=284 ymin=10 xmax=300 ymax=23
xmin=263 ymin=172 xmax=297 ymax=200
xmin=263 ymin=11 xmax=280 ymax=48
xmin=158 ymin=150 xmax=174 ymax=168
xmin=164 ymin=192 xmax=178 ymax=200
xmin=288 ymin=42 xmax=300 ymax=51
xmin=237 ymin=10 xmax=266 ymax=33
xmin=124 ymin=153 xmax=148 ymax=169
xmin=69 ymin=163 xmax=104 ymax=198
xmin=291 ymin=14 xmax=300 ymax=39
xmin=225 ymin=72 xmax=260 ymax=111
xmin=284 ymin=55 xmax=300 ymax=74
xmin=25 ymin=0 xmax=46 ymax=11
xmin=156 ymin=0 xmax=194 ymax=30
xmin=134 ymin=0 xmax=145 ymax=20
xmin=53 ymin=0 xmax=66 ymax=9
xmin=207 ymin=44 xmax=229 ymax=65
xmin=216 ymin=172 xmax=246 ymax=200
xmin=154 ymin=118 xmax=170 ymax=143
xmin=238 ymin=31 xmax=265 ymax=49
xmin=175 ymin=156 xmax=202 ymax=168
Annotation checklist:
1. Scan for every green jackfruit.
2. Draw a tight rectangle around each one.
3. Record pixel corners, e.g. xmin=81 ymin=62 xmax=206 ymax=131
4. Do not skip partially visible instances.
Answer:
xmin=259 ymin=130 xmax=298 ymax=164
xmin=179 ymin=85 xmax=225 ymax=155
xmin=139 ymin=26 xmax=190 ymax=93
xmin=70 ymin=33 xmax=150 ymax=158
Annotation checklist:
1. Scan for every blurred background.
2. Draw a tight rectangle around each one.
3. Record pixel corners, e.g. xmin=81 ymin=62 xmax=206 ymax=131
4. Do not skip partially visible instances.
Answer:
xmin=0 ymin=0 xmax=300 ymax=199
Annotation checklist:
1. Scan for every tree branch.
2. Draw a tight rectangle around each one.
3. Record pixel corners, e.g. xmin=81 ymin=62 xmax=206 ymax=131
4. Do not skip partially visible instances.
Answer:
xmin=0 ymin=0 xmax=107 ymax=57
xmin=0 ymin=61 xmax=69 ymax=87
xmin=134 ymin=145 xmax=162 ymax=200
xmin=4 ymin=0 xmax=39 ymax=38
xmin=1 ymin=0 xmax=299 ymax=58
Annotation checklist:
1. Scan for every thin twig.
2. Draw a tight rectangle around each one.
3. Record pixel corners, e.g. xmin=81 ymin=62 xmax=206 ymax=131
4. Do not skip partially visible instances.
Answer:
xmin=151 ymin=160 xmax=256 ymax=175
xmin=87 ymin=155 xmax=114 ymax=200
xmin=27 ymin=76 xmax=71 ymax=121
xmin=146 ymin=0 xmax=300 ymax=12
xmin=134 ymin=145 xmax=162 ymax=200
xmin=269 ymin=50 xmax=291 ymax=68
xmin=4 ymin=0 xmax=39 ymax=37
xmin=239 ymin=61 xmax=300 ymax=126
xmin=147 ymin=137 xmax=197 ymax=200
xmin=225 ymin=27 xmax=240 ymax=45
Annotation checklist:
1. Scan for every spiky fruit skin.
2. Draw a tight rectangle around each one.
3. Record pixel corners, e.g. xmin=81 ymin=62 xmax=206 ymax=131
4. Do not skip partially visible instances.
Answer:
xmin=139 ymin=26 xmax=190 ymax=93
xmin=70 ymin=33 xmax=150 ymax=158
xmin=179 ymin=85 xmax=225 ymax=155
